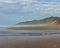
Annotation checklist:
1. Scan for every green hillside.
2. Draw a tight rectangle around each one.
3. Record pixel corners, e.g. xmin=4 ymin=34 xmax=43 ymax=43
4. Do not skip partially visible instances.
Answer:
xmin=54 ymin=17 xmax=60 ymax=24
xmin=16 ymin=16 xmax=60 ymax=25
xmin=50 ymin=17 xmax=60 ymax=25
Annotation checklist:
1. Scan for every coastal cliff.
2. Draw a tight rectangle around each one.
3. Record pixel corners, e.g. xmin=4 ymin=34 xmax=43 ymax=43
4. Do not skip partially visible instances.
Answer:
xmin=17 ymin=16 xmax=60 ymax=26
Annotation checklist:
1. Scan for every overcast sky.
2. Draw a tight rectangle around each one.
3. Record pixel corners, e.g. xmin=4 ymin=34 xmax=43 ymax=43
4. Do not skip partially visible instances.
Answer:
xmin=0 ymin=0 xmax=60 ymax=25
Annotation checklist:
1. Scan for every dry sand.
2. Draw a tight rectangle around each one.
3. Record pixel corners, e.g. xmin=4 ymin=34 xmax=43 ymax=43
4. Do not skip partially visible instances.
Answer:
xmin=9 ymin=26 xmax=60 ymax=30
xmin=0 ymin=35 xmax=60 ymax=48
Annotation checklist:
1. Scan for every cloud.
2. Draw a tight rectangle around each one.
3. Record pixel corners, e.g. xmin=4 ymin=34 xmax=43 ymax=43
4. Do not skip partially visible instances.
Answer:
xmin=0 ymin=0 xmax=60 ymax=15
xmin=0 ymin=0 xmax=60 ymax=24
xmin=0 ymin=0 xmax=35 ymax=3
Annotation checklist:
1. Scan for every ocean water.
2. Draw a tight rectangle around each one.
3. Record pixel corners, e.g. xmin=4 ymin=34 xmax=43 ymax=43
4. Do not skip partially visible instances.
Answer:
xmin=0 ymin=27 xmax=60 ymax=37
xmin=0 ymin=27 xmax=60 ymax=43
xmin=0 ymin=27 xmax=60 ymax=36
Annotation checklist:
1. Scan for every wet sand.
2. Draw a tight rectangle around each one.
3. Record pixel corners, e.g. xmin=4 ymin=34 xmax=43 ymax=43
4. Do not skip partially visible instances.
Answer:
xmin=0 ymin=27 xmax=60 ymax=48
xmin=0 ymin=35 xmax=60 ymax=48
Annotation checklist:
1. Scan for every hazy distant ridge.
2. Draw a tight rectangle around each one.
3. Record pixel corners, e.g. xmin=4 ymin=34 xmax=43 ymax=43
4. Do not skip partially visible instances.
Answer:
xmin=17 ymin=16 xmax=60 ymax=25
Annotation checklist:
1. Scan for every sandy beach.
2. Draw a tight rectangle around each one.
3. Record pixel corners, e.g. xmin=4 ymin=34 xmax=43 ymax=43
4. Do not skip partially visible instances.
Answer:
xmin=0 ymin=27 xmax=60 ymax=48
xmin=0 ymin=35 xmax=60 ymax=48
xmin=9 ymin=25 xmax=60 ymax=30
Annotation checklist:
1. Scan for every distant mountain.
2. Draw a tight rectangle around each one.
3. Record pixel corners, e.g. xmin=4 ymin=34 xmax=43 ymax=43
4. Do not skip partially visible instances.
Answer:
xmin=50 ymin=17 xmax=60 ymax=25
xmin=17 ymin=16 xmax=60 ymax=25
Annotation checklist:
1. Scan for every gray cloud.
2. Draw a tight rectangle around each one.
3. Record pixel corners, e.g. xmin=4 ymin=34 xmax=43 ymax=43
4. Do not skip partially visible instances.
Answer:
xmin=0 ymin=0 xmax=60 ymax=24
xmin=0 ymin=0 xmax=60 ymax=16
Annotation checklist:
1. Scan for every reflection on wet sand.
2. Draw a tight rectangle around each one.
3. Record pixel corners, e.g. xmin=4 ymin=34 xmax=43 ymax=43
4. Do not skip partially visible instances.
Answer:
xmin=0 ymin=28 xmax=60 ymax=48
xmin=0 ymin=35 xmax=60 ymax=48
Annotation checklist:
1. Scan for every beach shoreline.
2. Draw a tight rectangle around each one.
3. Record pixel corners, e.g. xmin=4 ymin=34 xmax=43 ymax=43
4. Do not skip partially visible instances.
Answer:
xmin=0 ymin=35 xmax=60 ymax=48
xmin=9 ymin=25 xmax=60 ymax=30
